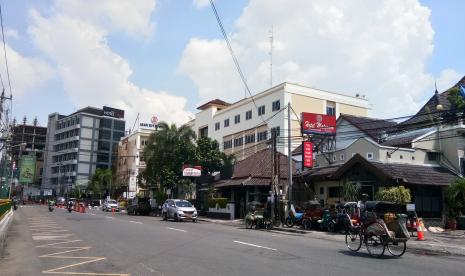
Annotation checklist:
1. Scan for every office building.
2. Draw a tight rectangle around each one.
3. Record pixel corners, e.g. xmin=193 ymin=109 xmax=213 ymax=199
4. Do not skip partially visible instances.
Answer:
xmin=41 ymin=106 xmax=125 ymax=196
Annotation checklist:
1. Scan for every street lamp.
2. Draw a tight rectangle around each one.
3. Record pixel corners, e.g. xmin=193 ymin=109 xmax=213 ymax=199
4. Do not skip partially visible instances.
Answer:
xmin=8 ymin=142 xmax=27 ymax=198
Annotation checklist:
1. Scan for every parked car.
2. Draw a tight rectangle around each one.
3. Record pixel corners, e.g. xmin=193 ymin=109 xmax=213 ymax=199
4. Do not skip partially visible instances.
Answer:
xmin=102 ymin=199 xmax=119 ymax=212
xmin=127 ymin=197 xmax=151 ymax=215
xmin=162 ymin=199 xmax=198 ymax=222
xmin=90 ymin=199 xmax=101 ymax=209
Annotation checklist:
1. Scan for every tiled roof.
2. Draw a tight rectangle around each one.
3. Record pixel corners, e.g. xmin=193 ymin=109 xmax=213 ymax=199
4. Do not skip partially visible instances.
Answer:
xmin=339 ymin=114 xmax=397 ymax=141
xmin=380 ymin=128 xmax=433 ymax=147
xmin=371 ymin=162 xmax=457 ymax=186
xmin=196 ymin=99 xmax=231 ymax=110
xmin=232 ymin=148 xmax=298 ymax=179
xmin=296 ymin=154 xmax=458 ymax=186
xmin=399 ymin=76 xmax=465 ymax=129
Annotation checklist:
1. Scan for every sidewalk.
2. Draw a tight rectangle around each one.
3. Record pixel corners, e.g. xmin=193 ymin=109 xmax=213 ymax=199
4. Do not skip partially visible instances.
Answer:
xmin=197 ymin=216 xmax=465 ymax=256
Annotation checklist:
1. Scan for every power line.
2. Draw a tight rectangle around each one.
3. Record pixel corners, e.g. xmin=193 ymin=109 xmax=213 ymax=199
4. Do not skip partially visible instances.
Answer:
xmin=208 ymin=0 xmax=267 ymax=125
xmin=0 ymin=4 xmax=12 ymax=96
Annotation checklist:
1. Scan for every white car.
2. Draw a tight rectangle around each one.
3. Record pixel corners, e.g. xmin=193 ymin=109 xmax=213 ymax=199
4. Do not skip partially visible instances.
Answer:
xmin=102 ymin=199 xmax=119 ymax=212
xmin=162 ymin=199 xmax=197 ymax=222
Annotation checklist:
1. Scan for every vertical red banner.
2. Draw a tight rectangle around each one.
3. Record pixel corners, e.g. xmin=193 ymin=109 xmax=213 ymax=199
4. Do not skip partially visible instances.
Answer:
xmin=302 ymin=141 xmax=313 ymax=168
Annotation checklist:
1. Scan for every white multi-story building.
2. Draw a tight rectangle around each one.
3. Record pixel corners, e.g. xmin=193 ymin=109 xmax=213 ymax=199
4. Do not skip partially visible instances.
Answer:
xmin=187 ymin=82 xmax=370 ymax=160
xmin=116 ymin=123 xmax=157 ymax=198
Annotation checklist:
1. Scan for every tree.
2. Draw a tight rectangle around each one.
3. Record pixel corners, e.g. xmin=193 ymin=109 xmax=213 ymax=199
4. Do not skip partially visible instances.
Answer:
xmin=220 ymin=153 xmax=235 ymax=180
xmin=445 ymin=178 xmax=465 ymax=217
xmin=342 ymin=182 xmax=361 ymax=202
xmin=196 ymin=137 xmax=224 ymax=175
xmin=88 ymin=168 xmax=112 ymax=198
xmin=376 ymin=186 xmax=411 ymax=204
xmin=447 ymin=87 xmax=464 ymax=111
xmin=142 ymin=122 xmax=197 ymax=194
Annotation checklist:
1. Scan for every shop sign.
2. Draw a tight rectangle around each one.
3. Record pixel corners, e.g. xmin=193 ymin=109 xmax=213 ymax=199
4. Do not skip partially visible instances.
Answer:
xmin=302 ymin=141 xmax=313 ymax=168
xmin=301 ymin=112 xmax=336 ymax=135
xmin=182 ymin=165 xmax=202 ymax=177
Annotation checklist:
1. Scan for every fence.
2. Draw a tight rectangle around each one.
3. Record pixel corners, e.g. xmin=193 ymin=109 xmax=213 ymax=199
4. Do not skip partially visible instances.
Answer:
xmin=0 ymin=199 xmax=12 ymax=220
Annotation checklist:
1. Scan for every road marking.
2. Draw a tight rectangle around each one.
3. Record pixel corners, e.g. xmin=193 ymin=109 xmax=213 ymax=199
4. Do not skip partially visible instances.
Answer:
xmin=33 ymin=234 xmax=74 ymax=240
xmin=167 ymin=227 xmax=187 ymax=232
xmin=233 ymin=240 xmax=277 ymax=251
xmin=129 ymin=220 xmax=143 ymax=224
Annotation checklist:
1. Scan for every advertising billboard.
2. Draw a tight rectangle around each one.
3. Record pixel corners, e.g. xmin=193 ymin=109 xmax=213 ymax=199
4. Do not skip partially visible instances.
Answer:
xmin=19 ymin=155 xmax=36 ymax=183
xmin=301 ymin=112 xmax=336 ymax=135
xmin=302 ymin=141 xmax=313 ymax=168
xmin=182 ymin=165 xmax=202 ymax=177
xmin=103 ymin=106 xmax=125 ymax=119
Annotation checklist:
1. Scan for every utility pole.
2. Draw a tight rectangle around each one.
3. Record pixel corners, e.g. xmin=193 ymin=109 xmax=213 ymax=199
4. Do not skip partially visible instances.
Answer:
xmin=288 ymin=102 xmax=293 ymax=206
xmin=270 ymin=128 xmax=279 ymax=223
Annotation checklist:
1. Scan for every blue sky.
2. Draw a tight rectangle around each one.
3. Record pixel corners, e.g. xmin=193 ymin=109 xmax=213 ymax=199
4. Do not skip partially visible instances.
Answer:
xmin=1 ymin=0 xmax=464 ymax=127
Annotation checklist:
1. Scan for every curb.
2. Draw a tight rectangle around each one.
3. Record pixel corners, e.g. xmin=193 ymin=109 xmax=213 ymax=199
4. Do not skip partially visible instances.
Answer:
xmin=0 ymin=209 xmax=14 ymax=256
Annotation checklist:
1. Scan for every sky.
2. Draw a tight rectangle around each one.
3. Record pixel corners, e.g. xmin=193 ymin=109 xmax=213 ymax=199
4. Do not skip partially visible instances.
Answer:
xmin=1 ymin=0 xmax=464 ymax=128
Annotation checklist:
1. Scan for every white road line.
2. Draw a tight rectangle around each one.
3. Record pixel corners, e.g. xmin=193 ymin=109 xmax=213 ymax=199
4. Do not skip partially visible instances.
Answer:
xmin=233 ymin=240 xmax=277 ymax=251
xmin=129 ymin=221 xmax=143 ymax=224
xmin=167 ymin=227 xmax=187 ymax=232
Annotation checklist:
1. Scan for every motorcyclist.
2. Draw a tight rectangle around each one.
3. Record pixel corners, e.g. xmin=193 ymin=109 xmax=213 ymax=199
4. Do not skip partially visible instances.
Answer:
xmin=48 ymin=198 xmax=55 ymax=207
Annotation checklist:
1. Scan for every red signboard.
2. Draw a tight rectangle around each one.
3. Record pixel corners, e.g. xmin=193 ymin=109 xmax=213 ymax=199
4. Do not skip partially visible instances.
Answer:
xmin=182 ymin=165 xmax=202 ymax=177
xmin=302 ymin=141 xmax=313 ymax=168
xmin=301 ymin=112 xmax=336 ymax=135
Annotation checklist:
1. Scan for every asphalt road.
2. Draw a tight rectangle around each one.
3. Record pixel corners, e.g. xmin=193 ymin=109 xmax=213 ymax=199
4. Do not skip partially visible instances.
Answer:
xmin=2 ymin=205 xmax=465 ymax=276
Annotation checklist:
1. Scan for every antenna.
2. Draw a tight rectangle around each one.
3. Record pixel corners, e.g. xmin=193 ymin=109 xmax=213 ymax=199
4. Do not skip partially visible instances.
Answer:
xmin=269 ymin=26 xmax=274 ymax=88
xmin=131 ymin=113 xmax=140 ymax=134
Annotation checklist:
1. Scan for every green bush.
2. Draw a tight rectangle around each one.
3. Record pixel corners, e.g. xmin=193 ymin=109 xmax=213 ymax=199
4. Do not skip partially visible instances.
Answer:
xmin=376 ymin=186 xmax=411 ymax=204
xmin=155 ymin=192 xmax=168 ymax=205
xmin=445 ymin=178 xmax=465 ymax=218
xmin=207 ymin=197 xmax=229 ymax=209
xmin=0 ymin=199 xmax=12 ymax=219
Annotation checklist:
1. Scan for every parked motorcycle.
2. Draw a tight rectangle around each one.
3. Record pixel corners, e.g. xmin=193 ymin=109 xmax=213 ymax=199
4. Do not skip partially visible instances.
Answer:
xmin=285 ymin=206 xmax=304 ymax=228
xmin=316 ymin=209 xmax=335 ymax=231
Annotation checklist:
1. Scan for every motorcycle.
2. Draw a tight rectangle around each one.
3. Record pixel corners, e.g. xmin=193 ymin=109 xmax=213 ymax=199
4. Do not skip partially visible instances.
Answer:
xmin=67 ymin=204 xmax=73 ymax=213
xmin=48 ymin=205 xmax=54 ymax=212
xmin=285 ymin=206 xmax=304 ymax=228
xmin=316 ymin=209 xmax=335 ymax=232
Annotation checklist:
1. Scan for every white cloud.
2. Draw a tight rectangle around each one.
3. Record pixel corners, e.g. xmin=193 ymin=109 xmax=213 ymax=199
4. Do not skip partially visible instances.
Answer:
xmin=27 ymin=1 xmax=191 ymax=125
xmin=436 ymin=69 xmax=462 ymax=92
xmin=52 ymin=0 xmax=156 ymax=37
xmin=193 ymin=0 xmax=211 ymax=9
xmin=5 ymin=28 xmax=19 ymax=40
xmin=180 ymin=0 xmax=457 ymax=118
xmin=1 ymin=44 xmax=55 ymax=99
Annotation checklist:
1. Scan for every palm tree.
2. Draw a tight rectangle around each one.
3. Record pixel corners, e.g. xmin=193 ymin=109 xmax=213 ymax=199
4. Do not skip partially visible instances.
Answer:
xmin=88 ymin=169 xmax=112 ymax=198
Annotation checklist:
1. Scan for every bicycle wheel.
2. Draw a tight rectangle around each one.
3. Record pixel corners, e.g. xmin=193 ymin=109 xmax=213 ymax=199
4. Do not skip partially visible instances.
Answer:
xmin=345 ymin=228 xmax=362 ymax=252
xmin=387 ymin=241 xmax=406 ymax=257
xmin=365 ymin=234 xmax=385 ymax=258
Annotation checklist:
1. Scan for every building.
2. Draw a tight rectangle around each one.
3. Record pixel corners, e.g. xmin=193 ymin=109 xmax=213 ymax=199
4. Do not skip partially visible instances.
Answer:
xmin=116 ymin=123 xmax=156 ymax=199
xmin=293 ymin=76 xmax=465 ymax=219
xmin=7 ymin=117 xmax=47 ymax=198
xmin=41 ymin=106 xmax=125 ymax=196
xmin=187 ymin=82 xmax=369 ymax=160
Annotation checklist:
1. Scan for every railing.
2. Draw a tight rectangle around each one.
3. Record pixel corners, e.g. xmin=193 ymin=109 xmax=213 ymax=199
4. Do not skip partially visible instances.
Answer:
xmin=0 ymin=199 xmax=12 ymax=220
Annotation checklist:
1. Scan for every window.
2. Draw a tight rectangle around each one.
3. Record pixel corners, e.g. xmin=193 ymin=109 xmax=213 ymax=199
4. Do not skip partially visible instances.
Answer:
xmin=340 ymin=154 xmax=345 ymax=161
xmin=366 ymin=152 xmax=374 ymax=160
xmin=400 ymin=155 xmax=403 ymax=159
xmin=101 ymin=118 xmax=112 ymax=129
xmin=98 ymin=141 xmax=110 ymax=151
xmin=271 ymin=126 xmax=280 ymax=137
xmin=234 ymin=114 xmax=240 ymax=124
xmin=112 ymin=131 xmax=125 ymax=141
xmin=245 ymin=134 xmax=255 ymax=144
xmin=328 ymin=187 xmax=341 ymax=198
xmin=97 ymin=153 xmax=109 ymax=163
xmin=114 ymin=120 xmax=125 ymax=131
xmin=427 ymin=152 xmax=439 ymax=161
xmin=332 ymin=155 xmax=337 ymax=162
xmin=223 ymin=140 xmax=232 ymax=149
xmin=319 ymin=187 xmax=324 ymax=195
xmin=257 ymin=131 xmax=268 ymax=142
xmin=258 ymin=105 xmax=265 ymax=116
xmin=326 ymin=101 xmax=336 ymax=116
xmin=234 ymin=137 xmax=243 ymax=147
xmin=224 ymin=119 xmax=230 ymax=128
xmin=99 ymin=129 xmax=111 ymax=140
xmin=245 ymin=110 xmax=252 ymax=120
xmin=215 ymin=122 xmax=220 ymax=131
xmin=199 ymin=127 xmax=208 ymax=138
xmin=272 ymin=100 xmax=280 ymax=111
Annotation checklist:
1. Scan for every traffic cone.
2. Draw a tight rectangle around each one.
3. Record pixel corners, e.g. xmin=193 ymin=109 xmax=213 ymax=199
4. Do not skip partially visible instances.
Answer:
xmin=417 ymin=219 xmax=425 ymax=241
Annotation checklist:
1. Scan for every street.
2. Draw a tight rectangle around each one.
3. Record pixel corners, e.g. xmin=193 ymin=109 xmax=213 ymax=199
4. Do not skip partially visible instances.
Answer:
xmin=0 ymin=206 xmax=464 ymax=276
